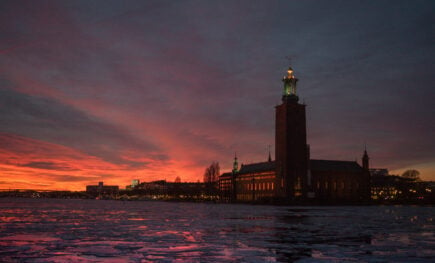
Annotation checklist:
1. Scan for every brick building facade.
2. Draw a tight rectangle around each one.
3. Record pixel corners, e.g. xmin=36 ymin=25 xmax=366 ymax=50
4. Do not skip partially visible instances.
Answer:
xmin=219 ymin=67 xmax=370 ymax=203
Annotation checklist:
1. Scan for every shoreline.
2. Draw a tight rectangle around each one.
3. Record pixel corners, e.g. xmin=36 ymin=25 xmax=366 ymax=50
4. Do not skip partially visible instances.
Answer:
xmin=1 ymin=195 xmax=434 ymax=206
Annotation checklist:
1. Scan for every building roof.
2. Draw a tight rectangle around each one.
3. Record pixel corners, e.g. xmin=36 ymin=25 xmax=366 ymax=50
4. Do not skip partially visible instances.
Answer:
xmin=310 ymin=159 xmax=364 ymax=173
xmin=238 ymin=161 xmax=276 ymax=175
xmin=220 ymin=159 xmax=364 ymax=177
xmin=219 ymin=172 xmax=233 ymax=178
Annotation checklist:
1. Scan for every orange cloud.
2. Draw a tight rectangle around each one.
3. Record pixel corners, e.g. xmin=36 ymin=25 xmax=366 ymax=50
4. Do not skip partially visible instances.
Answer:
xmin=0 ymin=133 xmax=204 ymax=191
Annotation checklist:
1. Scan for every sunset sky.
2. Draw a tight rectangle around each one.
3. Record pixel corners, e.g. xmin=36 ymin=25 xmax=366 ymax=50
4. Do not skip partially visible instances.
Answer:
xmin=1 ymin=0 xmax=434 ymax=190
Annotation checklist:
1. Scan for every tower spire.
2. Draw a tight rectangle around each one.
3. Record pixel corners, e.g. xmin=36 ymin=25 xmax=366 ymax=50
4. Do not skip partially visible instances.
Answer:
xmin=362 ymin=147 xmax=369 ymax=170
xmin=232 ymin=152 xmax=239 ymax=173
xmin=268 ymin=145 xmax=272 ymax=162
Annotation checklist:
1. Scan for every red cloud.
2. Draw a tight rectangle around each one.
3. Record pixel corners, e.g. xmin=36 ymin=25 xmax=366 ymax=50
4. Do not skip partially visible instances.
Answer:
xmin=0 ymin=133 xmax=205 ymax=191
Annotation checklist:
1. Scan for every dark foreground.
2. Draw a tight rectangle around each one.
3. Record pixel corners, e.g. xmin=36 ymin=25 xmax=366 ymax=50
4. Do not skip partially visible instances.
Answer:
xmin=0 ymin=198 xmax=434 ymax=262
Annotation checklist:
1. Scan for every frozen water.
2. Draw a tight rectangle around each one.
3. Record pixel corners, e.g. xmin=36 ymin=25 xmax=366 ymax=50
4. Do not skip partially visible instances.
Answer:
xmin=0 ymin=198 xmax=434 ymax=262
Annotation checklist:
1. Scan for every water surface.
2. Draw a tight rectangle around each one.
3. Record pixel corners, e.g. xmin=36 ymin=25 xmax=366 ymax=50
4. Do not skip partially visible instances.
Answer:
xmin=0 ymin=198 xmax=434 ymax=262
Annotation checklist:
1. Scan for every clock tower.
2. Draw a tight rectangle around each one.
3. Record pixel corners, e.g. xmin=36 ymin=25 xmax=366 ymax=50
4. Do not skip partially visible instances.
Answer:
xmin=275 ymin=67 xmax=308 ymax=199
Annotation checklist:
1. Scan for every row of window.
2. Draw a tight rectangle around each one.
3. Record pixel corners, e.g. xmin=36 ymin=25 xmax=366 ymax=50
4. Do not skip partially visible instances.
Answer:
xmin=219 ymin=179 xmax=232 ymax=191
xmin=236 ymin=175 xmax=275 ymax=181
xmin=223 ymin=179 xmax=362 ymax=193
xmin=240 ymin=181 xmax=274 ymax=192
xmin=316 ymin=181 xmax=360 ymax=191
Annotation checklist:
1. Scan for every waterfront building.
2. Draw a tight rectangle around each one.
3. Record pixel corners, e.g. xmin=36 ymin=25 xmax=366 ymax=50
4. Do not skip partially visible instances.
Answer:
xmin=126 ymin=179 xmax=140 ymax=190
xmin=219 ymin=67 xmax=371 ymax=203
xmin=131 ymin=180 xmax=214 ymax=200
xmin=86 ymin=182 xmax=119 ymax=195
xmin=370 ymin=170 xmax=435 ymax=202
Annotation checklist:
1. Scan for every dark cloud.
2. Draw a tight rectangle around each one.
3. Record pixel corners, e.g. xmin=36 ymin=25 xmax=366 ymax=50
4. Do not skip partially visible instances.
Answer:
xmin=52 ymin=175 xmax=97 ymax=182
xmin=0 ymin=180 xmax=52 ymax=187
xmin=19 ymin=161 xmax=78 ymax=171
xmin=0 ymin=87 xmax=164 ymax=167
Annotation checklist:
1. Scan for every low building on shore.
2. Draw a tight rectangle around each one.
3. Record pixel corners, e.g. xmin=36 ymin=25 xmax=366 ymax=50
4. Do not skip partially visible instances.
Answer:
xmin=86 ymin=182 xmax=119 ymax=196
xmin=370 ymin=169 xmax=434 ymax=203
xmin=127 ymin=180 xmax=217 ymax=200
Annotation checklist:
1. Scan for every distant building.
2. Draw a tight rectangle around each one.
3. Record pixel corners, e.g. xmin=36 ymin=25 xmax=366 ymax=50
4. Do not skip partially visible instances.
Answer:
xmin=135 ymin=180 xmax=168 ymax=194
xmin=370 ymin=170 xmax=434 ymax=202
xmin=86 ymin=182 xmax=119 ymax=195
xmin=125 ymin=179 xmax=140 ymax=190
xmin=132 ymin=179 xmax=140 ymax=187
xmin=370 ymin=168 xmax=389 ymax=177
xmin=130 ymin=180 xmax=212 ymax=199
xmin=219 ymin=67 xmax=371 ymax=204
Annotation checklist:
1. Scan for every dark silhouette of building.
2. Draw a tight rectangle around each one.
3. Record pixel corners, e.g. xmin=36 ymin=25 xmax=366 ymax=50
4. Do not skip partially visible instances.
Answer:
xmin=275 ymin=67 xmax=308 ymax=199
xmin=125 ymin=179 xmax=140 ymax=190
xmin=370 ymin=169 xmax=435 ymax=203
xmin=128 ymin=180 xmax=216 ymax=200
xmin=219 ymin=67 xmax=371 ymax=203
xmin=86 ymin=182 xmax=119 ymax=196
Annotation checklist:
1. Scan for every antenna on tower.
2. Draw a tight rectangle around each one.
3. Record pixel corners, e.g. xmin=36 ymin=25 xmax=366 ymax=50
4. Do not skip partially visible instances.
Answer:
xmin=285 ymin=55 xmax=293 ymax=66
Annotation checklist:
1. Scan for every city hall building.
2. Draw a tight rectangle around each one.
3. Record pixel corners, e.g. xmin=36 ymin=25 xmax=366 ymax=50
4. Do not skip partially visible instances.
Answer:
xmin=219 ymin=67 xmax=370 ymax=203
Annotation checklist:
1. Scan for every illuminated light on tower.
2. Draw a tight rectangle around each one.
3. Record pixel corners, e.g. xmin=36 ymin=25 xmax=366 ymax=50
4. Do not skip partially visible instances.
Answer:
xmin=232 ymin=152 xmax=239 ymax=174
xmin=282 ymin=67 xmax=299 ymax=101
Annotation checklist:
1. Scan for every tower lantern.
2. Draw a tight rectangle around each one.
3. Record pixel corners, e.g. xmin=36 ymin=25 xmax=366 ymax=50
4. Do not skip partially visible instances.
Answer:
xmin=232 ymin=153 xmax=239 ymax=173
xmin=282 ymin=67 xmax=299 ymax=101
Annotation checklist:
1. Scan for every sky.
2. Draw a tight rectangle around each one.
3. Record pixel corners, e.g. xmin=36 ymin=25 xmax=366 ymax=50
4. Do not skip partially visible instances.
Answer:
xmin=0 ymin=0 xmax=434 ymax=190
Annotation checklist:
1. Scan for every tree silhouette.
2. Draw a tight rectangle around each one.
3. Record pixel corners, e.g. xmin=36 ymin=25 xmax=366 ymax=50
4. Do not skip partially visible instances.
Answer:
xmin=203 ymin=162 xmax=220 ymax=183
xmin=401 ymin=169 xmax=421 ymax=181
xmin=203 ymin=162 xmax=220 ymax=197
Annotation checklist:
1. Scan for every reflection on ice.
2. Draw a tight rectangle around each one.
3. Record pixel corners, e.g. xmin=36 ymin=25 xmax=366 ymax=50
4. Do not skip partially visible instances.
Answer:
xmin=0 ymin=198 xmax=434 ymax=262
